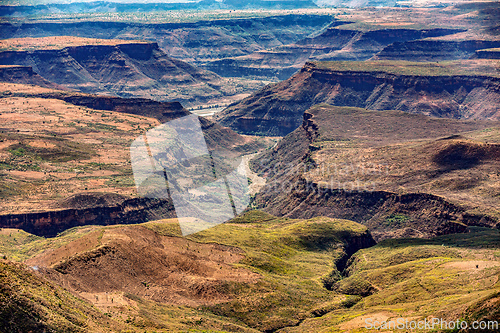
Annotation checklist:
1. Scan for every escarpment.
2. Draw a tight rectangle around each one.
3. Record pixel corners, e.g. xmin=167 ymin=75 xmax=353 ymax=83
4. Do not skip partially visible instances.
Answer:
xmin=0 ymin=82 xmax=265 ymax=235
xmin=374 ymin=39 xmax=500 ymax=61
xmin=0 ymin=38 xmax=240 ymax=107
xmin=215 ymin=61 xmax=500 ymax=136
xmin=205 ymin=27 xmax=463 ymax=79
xmin=250 ymin=104 xmax=500 ymax=240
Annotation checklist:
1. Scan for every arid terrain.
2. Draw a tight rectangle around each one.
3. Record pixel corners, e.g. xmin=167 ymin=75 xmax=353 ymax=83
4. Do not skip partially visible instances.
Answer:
xmin=1 ymin=1 xmax=500 ymax=332
xmin=216 ymin=60 xmax=500 ymax=135
xmin=0 ymin=37 xmax=266 ymax=108
xmin=250 ymin=103 xmax=500 ymax=240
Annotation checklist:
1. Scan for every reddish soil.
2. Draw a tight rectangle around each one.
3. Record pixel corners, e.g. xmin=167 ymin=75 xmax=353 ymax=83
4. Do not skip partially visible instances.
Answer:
xmin=34 ymin=225 xmax=260 ymax=306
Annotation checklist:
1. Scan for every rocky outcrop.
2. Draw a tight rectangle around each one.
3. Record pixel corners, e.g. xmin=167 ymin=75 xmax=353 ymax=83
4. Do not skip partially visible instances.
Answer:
xmin=0 ymin=0 xmax=318 ymax=17
xmin=0 ymin=65 xmax=66 ymax=89
xmin=205 ymin=27 xmax=463 ymax=79
xmin=5 ymin=89 xmax=263 ymax=153
xmin=253 ymin=175 xmax=494 ymax=240
xmin=0 ymin=40 xmax=236 ymax=107
xmin=249 ymin=105 xmax=499 ymax=240
xmin=374 ymin=39 xmax=500 ymax=61
xmin=215 ymin=61 xmax=500 ymax=136
xmin=3 ymin=88 xmax=189 ymax=122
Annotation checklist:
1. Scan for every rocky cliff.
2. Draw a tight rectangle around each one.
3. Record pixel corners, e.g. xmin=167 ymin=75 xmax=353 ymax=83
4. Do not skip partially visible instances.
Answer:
xmin=215 ymin=60 xmax=500 ymax=136
xmin=0 ymin=14 xmax=335 ymax=69
xmin=249 ymin=104 xmax=500 ymax=240
xmin=0 ymin=65 xmax=66 ymax=89
xmin=0 ymin=197 xmax=175 ymax=238
xmin=205 ymin=27 xmax=464 ymax=79
xmin=0 ymin=38 xmax=245 ymax=107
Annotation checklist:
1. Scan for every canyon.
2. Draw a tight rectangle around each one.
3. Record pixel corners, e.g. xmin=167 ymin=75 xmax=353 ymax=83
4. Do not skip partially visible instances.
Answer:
xmin=0 ymin=37 xmax=261 ymax=107
xmin=216 ymin=60 xmax=500 ymax=136
xmin=250 ymin=104 xmax=500 ymax=240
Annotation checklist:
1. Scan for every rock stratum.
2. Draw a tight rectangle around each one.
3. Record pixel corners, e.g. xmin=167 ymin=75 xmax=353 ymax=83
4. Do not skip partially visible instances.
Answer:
xmin=0 ymin=14 xmax=335 ymax=70
xmin=0 ymin=37 xmax=254 ymax=107
xmin=0 ymin=212 xmax=376 ymax=332
xmin=250 ymin=104 xmax=500 ymax=240
xmin=205 ymin=26 xmax=466 ymax=79
xmin=0 ymin=0 xmax=318 ymax=17
xmin=0 ymin=82 xmax=264 ymax=225
xmin=216 ymin=60 xmax=500 ymax=136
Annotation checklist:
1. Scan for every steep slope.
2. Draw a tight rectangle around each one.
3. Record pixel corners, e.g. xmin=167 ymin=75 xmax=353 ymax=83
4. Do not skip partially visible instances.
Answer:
xmin=215 ymin=60 xmax=500 ymax=136
xmin=0 ymin=37 xmax=254 ymax=107
xmin=206 ymin=27 xmax=464 ymax=79
xmin=0 ymin=14 xmax=336 ymax=68
xmin=0 ymin=82 xmax=265 ymax=232
xmin=0 ymin=65 xmax=66 ymax=89
xmin=1 ymin=211 xmax=375 ymax=332
xmin=0 ymin=260 xmax=127 ymax=332
xmin=250 ymin=104 xmax=500 ymax=239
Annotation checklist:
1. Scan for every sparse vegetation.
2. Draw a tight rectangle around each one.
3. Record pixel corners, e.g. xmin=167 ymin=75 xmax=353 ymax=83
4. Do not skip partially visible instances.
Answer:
xmin=1 ymin=3 xmax=500 ymax=332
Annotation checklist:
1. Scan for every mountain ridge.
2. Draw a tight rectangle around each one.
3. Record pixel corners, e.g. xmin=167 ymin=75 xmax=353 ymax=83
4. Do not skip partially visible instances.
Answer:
xmin=216 ymin=60 xmax=500 ymax=136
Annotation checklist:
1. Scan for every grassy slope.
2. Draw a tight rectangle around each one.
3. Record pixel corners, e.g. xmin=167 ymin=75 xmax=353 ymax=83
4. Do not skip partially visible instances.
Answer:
xmin=279 ymin=227 xmax=500 ymax=332
xmin=0 ymin=82 xmax=267 ymax=214
xmin=0 ymin=211 xmax=373 ymax=332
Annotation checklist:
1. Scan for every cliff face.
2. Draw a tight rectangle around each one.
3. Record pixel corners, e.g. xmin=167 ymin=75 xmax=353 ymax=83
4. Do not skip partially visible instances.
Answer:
xmin=205 ymin=27 xmax=463 ymax=79
xmin=0 ymin=82 xmax=265 ymax=234
xmin=250 ymin=104 xmax=500 ymax=240
xmin=0 ymin=41 xmax=237 ymax=107
xmin=375 ymin=39 xmax=500 ymax=61
xmin=0 ymin=14 xmax=334 ymax=68
xmin=0 ymin=65 xmax=66 ymax=89
xmin=215 ymin=61 xmax=500 ymax=136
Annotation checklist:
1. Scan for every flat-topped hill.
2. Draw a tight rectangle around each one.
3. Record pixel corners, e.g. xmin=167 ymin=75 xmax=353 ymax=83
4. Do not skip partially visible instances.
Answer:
xmin=0 ymin=36 xmax=149 ymax=52
xmin=0 ymin=37 xmax=259 ymax=107
xmin=215 ymin=59 xmax=500 ymax=136
xmin=250 ymin=104 xmax=500 ymax=240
